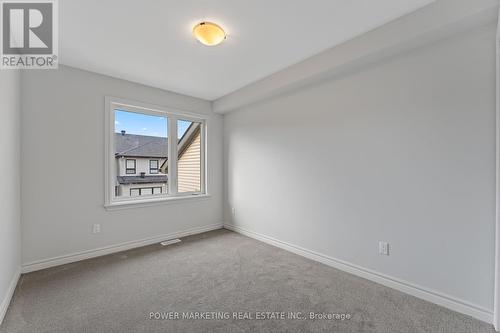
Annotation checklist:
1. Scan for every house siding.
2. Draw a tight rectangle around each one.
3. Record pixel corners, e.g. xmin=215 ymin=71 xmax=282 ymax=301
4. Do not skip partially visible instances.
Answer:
xmin=116 ymin=157 xmax=167 ymax=177
xmin=115 ymin=157 xmax=168 ymax=197
xmin=178 ymin=130 xmax=201 ymax=192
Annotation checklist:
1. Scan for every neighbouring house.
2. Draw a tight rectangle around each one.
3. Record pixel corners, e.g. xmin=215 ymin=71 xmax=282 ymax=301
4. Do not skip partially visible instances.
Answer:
xmin=114 ymin=123 xmax=201 ymax=197
xmin=115 ymin=131 xmax=168 ymax=197
xmin=177 ymin=122 xmax=202 ymax=193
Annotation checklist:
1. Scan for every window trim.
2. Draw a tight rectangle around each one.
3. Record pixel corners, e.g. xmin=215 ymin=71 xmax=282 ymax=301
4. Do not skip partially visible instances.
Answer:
xmin=104 ymin=96 xmax=209 ymax=210
xmin=125 ymin=159 xmax=136 ymax=174
xmin=149 ymin=159 xmax=159 ymax=174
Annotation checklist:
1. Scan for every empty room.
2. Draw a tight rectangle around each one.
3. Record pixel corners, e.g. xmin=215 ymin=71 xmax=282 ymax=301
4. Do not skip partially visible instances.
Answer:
xmin=1 ymin=0 xmax=500 ymax=332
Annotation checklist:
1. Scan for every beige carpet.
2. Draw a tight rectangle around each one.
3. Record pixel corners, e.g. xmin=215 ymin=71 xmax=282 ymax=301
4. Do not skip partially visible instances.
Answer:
xmin=0 ymin=229 xmax=495 ymax=332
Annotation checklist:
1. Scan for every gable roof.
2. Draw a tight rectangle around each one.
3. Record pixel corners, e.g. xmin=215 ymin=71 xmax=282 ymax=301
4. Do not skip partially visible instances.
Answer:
xmin=115 ymin=125 xmax=201 ymax=159
xmin=178 ymin=122 xmax=201 ymax=159
xmin=115 ymin=133 xmax=168 ymax=158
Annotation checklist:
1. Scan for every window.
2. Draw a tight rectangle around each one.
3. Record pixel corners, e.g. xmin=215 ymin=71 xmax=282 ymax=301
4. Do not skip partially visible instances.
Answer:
xmin=125 ymin=159 xmax=136 ymax=174
xmin=105 ymin=97 xmax=207 ymax=208
xmin=150 ymin=159 xmax=159 ymax=174
xmin=130 ymin=187 xmax=163 ymax=196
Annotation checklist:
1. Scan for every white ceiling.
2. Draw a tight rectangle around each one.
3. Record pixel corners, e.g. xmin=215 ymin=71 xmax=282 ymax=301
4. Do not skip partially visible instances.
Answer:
xmin=60 ymin=0 xmax=434 ymax=101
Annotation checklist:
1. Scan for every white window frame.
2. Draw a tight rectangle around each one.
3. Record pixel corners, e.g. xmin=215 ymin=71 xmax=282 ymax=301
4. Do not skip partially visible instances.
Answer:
xmin=104 ymin=97 xmax=209 ymax=210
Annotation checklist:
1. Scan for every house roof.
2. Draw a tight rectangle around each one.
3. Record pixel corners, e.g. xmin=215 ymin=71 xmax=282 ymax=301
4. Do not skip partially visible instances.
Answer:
xmin=178 ymin=122 xmax=201 ymax=159
xmin=115 ymin=133 xmax=168 ymax=158
xmin=117 ymin=175 xmax=168 ymax=185
xmin=115 ymin=124 xmax=201 ymax=160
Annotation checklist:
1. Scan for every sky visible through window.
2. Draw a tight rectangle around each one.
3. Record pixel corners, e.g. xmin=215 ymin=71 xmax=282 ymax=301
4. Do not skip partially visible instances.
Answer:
xmin=115 ymin=110 xmax=191 ymax=139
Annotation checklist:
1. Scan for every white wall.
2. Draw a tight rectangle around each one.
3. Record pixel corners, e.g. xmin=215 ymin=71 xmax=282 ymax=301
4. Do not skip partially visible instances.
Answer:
xmin=0 ymin=70 xmax=21 ymax=321
xmin=21 ymin=65 xmax=223 ymax=265
xmin=224 ymin=23 xmax=496 ymax=312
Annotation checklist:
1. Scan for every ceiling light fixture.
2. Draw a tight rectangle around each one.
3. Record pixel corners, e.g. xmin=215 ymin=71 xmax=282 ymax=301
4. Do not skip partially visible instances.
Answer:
xmin=192 ymin=22 xmax=226 ymax=46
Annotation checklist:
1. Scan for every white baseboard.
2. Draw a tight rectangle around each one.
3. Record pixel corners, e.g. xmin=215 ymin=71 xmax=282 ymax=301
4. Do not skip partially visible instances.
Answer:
xmin=22 ymin=223 xmax=223 ymax=273
xmin=224 ymin=223 xmax=493 ymax=324
xmin=0 ymin=267 xmax=20 ymax=326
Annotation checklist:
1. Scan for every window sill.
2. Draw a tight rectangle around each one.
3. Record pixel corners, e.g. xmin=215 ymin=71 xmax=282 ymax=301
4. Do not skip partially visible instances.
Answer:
xmin=104 ymin=194 xmax=211 ymax=211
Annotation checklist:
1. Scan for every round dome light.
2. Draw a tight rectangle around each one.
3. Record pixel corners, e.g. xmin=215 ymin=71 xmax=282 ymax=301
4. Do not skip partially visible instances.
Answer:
xmin=192 ymin=22 xmax=226 ymax=46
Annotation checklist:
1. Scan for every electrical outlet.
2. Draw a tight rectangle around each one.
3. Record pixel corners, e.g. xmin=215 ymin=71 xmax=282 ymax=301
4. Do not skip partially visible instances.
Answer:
xmin=231 ymin=207 xmax=236 ymax=217
xmin=379 ymin=241 xmax=389 ymax=255
xmin=92 ymin=224 xmax=101 ymax=234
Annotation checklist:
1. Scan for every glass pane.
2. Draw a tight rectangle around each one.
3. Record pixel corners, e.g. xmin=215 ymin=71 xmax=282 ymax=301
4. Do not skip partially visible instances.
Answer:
xmin=177 ymin=119 xmax=202 ymax=193
xmin=114 ymin=110 xmax=168 ymax=198
xmin=141 ymin=188 xmax=153 ymax=196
